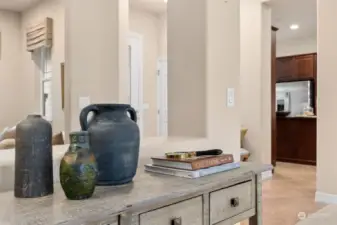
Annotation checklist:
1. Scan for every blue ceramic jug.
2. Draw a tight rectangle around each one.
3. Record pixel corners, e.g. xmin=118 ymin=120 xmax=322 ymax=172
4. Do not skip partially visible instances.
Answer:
xmin=80 ymin=104 xmax=140 ymax=185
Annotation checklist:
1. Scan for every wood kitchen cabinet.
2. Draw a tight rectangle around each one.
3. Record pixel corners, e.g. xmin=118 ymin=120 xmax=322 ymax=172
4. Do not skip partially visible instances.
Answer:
xmin=294 ymin=54 xmax=315 ymax=79
xmin=276 ymin=53 xmax=316 ymax=82
xmin=276 ymin=57 xmax=295 ymax=81
xmin=277 ymin=117 xmax=316 ymax=165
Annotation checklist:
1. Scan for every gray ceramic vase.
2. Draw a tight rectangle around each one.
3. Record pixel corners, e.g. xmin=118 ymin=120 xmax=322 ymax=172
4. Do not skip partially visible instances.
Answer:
xmin=14 ymin=115 xmax=53 ymax=198
xmin=80 ymin=104 xmax=140 ymax=186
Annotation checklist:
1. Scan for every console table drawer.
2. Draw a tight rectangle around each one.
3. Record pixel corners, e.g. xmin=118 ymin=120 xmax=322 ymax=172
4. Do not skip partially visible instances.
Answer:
xmin=210 ymin=181 xmax=253 ymax=224
xmin=139 ymin=196 xmax=203 ymax=225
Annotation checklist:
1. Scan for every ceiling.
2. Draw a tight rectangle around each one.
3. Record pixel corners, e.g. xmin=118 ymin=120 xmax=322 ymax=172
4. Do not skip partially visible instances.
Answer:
xmin=271 ymin=0 xmax=317 ymax=42
xmin=0 ymin=0 xmax=41 ymax=11
xmin=0 ymin=0 xmax=167 ymax=14
xmin=0 ymin=0 xmax=316 ymax=42
xmin=131 ymin=0 xmax=318 ymax=42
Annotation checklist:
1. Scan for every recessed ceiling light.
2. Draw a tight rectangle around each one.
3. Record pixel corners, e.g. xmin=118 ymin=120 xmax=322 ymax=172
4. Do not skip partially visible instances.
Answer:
xmin=290 ymin=24 xmax=299 ymax=30
xmin=164 ymin=0 xmax=167 ymax=2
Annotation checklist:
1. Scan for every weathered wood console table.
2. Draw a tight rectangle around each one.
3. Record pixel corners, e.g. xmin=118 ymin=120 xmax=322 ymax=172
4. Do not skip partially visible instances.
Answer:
xmin=0 ymin=162 xmax=271 ymax=225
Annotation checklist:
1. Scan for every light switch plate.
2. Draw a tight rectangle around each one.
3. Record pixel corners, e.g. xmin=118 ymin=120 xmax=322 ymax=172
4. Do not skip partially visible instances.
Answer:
xmin=79 ymin=96 xmax=91 ymax=110
xmin=227 ymin=88 xmax=235 ymax=107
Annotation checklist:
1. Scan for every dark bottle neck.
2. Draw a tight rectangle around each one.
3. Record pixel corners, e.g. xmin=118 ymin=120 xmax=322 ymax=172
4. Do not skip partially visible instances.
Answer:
xmin=69 ymin=132 xmax=89 ymax=149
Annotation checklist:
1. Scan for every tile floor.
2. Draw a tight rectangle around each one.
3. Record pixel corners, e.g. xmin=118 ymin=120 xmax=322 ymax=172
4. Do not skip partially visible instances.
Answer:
xmin=242 ymin=162 xmax=326 ymax=225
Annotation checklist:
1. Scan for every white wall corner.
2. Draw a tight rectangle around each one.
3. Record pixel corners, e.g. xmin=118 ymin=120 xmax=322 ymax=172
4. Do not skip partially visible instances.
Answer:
xmin=261 ymin=170 xmax=273 ymax=181
xmin=315 ymin=191 xmax=337 ymax=204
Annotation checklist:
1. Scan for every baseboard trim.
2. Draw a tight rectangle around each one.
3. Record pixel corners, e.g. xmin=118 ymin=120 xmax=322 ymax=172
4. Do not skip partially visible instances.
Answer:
xmin=315 ymin=191 xmax=337 ymax=204
xmin=261 ymin=170 xmax=273 ymax=181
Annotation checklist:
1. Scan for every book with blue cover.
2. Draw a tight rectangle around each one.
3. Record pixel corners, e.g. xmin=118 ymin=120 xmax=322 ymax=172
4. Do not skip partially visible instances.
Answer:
xmin=145 ymin=162 xmax=240 ymax=179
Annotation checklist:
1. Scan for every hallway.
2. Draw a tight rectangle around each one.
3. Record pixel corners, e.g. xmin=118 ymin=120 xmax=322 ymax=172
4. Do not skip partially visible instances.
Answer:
xmin=263 ymin=162 xmax=325 ymax=224
xmin=243 ymin=162 xmax=325 ymax=225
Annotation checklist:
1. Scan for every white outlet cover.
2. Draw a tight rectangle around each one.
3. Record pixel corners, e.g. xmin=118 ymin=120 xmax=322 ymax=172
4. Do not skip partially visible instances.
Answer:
xmin=227 ymin=88 xmax=235 ymax=107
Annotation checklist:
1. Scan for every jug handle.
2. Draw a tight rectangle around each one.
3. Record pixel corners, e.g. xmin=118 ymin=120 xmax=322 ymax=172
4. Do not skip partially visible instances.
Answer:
xmin=80 ymin=105 xmax=99 ymax=131
xmin=126 ymin=107 xmax=137 ymax=123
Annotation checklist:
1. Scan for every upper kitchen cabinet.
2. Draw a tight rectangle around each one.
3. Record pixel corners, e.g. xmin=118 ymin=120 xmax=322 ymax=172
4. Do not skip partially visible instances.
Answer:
xmin=276 ymin=53 xmax=316 ymax=82
xmin=276 ymin=57 xmax=295 ymax=81
xmin=294 ymin=54 xmax=316 ymax=79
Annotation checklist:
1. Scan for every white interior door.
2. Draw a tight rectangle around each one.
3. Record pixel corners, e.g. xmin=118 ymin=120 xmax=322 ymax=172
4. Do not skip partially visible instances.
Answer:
xmin=128 ymin=33 xmax=144 ymax=137
xmin=157 ymin=59 xmax=168 ymax=136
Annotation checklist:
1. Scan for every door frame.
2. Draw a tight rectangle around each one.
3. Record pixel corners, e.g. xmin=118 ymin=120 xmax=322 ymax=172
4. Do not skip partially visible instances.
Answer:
xmin=271 ymin=27 xmax=278 ymax=167
xmin=128 ymin=32 xmax=144 ymax=137
xmin=157 ymin=58 xmax=168 ymax=137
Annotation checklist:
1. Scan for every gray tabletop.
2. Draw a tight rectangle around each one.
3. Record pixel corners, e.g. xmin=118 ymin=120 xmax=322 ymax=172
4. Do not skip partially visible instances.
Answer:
xmin=0 ymin=162 xmax=271 ymax=225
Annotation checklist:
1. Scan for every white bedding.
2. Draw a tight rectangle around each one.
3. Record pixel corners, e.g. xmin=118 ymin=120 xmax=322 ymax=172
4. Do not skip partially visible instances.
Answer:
xmin=0 ymin=145 xmax=69 ymax=192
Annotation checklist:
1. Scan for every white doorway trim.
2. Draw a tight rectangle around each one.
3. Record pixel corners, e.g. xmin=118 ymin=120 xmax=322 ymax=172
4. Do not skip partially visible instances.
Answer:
xmin=128 ymin=32 xmax=144 ymax=137
xmin=157 ymin=58 xmax=168 ymax=137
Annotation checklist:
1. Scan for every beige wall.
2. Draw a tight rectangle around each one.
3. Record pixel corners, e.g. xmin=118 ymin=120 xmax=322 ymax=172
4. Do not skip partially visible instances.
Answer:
xmin=277 ymin=36 xmax=317 ymax=57
xmin=316 ymin=0 xmax=337 ymax=197
xmin=129 ymin=8 xmax=161 ymax=137
xmin=167 ymin=0 xmax=241 ymax=160
xmin=65 ymin=0 xmax=130 ymax=133
xmin=205 ymin=0 xmax=240 ymax=160
xmin=158 ymin=13 xmax=167 ymax=59
xmin=0 ymin=10 xmax=24 ymax=129
xmin=240 ymin=0 xmax=271 ymax=164
xmin=21 ymin=0 xmax=65 ymax=133
xmin=261 ymin=3 xmax=272 ymax=164
xmin=167 ymin=0 xmax=207 ymax=137
xmin=16 ymin=0 xmax=162 ymax=137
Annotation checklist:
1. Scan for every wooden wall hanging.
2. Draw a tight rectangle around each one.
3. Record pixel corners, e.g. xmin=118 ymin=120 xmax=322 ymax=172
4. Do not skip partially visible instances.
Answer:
xmin=61 ymin=63 xmax=65 ymax=110
xmin=26 ymin=18 xmax=53 ymax=52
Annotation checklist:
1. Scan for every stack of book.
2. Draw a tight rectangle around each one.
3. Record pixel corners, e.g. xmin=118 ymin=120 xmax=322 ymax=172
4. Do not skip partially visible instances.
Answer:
xmin=145 ymin=154 xmax=240 ymax=179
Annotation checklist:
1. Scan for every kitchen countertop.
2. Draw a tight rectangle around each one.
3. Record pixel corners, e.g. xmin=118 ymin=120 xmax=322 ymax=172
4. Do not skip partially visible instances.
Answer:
xmin=277 ymin=116 xmax=317 ymax=120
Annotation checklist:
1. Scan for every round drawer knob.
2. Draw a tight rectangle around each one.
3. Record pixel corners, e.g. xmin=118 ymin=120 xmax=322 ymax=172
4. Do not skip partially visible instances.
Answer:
xmin=171 ymin=217 xmax=182 ymax=225
xmin=230 ymin=197 xmax=240 ymax=207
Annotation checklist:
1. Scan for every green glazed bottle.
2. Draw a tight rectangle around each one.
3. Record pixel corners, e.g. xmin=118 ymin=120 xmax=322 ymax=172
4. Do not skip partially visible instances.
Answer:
xmin=60 ymin=131 xmax=97 ymax=200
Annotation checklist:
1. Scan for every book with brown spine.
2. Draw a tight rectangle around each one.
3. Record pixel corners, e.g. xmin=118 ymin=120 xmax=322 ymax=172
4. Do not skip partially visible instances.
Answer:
xmin=151 ymin=154 xmax=234 ymax=171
